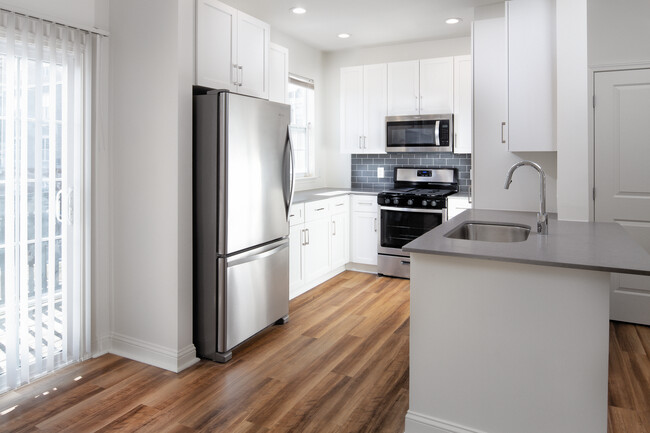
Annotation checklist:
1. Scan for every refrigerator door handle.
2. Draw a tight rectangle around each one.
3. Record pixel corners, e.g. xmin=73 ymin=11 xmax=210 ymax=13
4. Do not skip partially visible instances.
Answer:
xmin=284 ymin=127 xmax=296 ymax=220
xmin=227 ymin=240 xmax=289 ymax=268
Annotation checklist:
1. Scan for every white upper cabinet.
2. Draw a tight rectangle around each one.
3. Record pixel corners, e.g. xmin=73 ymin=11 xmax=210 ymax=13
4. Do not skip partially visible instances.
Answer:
xmin=269 ymin=42 xmax=289 ymax=104
xmin=196 ymin=0 xmax=270 ymax=99
xmin=453 ymin=55 xmax=473 ymax=154
xmin=506 ymin=0 xmax=556 ymax=151
xmin=340 ymin=64 xmax=387 ymax=154
xmin=387 ymin=58 xmax=454 ymax=116
xmin=420 ymin=57 xmax=454 ymax=114
xmin=387 ymin=60 xmax=420 ymax=116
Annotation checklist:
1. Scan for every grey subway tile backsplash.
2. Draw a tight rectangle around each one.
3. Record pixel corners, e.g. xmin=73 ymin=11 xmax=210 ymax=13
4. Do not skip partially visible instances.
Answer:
xmin=351 ymin=152 xmax=471 ymax=192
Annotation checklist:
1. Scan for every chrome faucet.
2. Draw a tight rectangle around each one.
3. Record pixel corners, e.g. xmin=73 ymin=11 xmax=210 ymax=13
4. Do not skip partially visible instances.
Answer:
xmin=504 ymin=161 xmax=548 ymax=235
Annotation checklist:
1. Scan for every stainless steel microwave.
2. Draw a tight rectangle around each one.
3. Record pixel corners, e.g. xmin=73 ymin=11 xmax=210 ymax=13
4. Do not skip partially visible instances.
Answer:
xmin=385 ymin=114 xmax=454 ymax=153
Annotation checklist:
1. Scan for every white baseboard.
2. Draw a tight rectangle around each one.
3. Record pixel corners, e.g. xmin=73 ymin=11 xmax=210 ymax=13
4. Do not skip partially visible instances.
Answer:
xmin=405 ymin=411 xmax=487 ymax=433
xmin=345 ymin=262 xmax=377 ymax=274
xmin=91 ymin=334 xmax=112 ymax=358
xmin=290 ymin=266 xmax=347 ymax=299
xmin=109 ymin=333 xmax=199 ymax=373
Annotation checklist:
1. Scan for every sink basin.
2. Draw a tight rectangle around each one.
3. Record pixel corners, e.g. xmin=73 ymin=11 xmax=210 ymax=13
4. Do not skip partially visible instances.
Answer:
xmin=444 ymin=221 xmax=531 ymax=242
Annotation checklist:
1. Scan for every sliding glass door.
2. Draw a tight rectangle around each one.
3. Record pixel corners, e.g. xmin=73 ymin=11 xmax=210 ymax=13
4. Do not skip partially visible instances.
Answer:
xmin=0 ymin=12 xmax=90 ymax=392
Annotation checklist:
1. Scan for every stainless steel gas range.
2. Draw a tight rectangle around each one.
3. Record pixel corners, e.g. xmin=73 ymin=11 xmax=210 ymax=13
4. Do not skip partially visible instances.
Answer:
xmin=376 ymin=167 xmax=459 ymax=279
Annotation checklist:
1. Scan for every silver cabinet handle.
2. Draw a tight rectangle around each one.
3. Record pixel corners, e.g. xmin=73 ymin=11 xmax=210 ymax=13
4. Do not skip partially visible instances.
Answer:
xmin=289 ymin=214 xmax=295 ymax=218
xmin=335 ymin=203 xmax=344 ymax=207
xmin=374 ymin=217 xmax=377 ymax=232
xmin=307 ymin=228 xmax=310 ymax=245
xmin=358 ymin=136 xmax=362 ymax=149
xmin=332 ymin=221 xmax=336 ymax=236
xmin=363 ymin=136 xmax=367 ymax=149
xmin=359 ymin=202 xmax=372 ymax=206
xmin=315 ymin=207 xmax=325 ymax=211
xmin=238 ymin=65 xmax=243 ymax=86
xmin=415 ymin=95 xmax=419 ymax=112
xmin=501 ymin=122 xmax=506 ymax=144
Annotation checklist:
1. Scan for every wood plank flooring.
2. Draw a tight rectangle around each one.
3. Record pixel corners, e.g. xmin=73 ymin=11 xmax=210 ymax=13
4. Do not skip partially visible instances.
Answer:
xmin=0 ymin=271 xmax=648 ymax=432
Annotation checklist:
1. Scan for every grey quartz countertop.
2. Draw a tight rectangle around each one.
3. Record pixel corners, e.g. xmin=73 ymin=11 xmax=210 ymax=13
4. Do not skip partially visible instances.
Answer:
xmin=403 ymin=209 xmax=650 ymax=276
xmin=292 ymin=187 xmax=381 ymax=204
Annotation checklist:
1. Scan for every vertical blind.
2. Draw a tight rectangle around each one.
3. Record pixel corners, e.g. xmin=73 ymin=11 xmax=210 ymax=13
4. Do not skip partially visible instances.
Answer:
xmin=0 ymin=10 xmax=91 ymax=392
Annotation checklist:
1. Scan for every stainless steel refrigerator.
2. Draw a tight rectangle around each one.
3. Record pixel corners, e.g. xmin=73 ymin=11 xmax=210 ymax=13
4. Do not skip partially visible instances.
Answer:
xmin=193 ymin=90 xmax=294 ymax=363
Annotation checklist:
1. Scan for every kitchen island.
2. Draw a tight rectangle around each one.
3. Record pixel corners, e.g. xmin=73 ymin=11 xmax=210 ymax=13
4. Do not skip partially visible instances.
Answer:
xmin=402 ymin=209 xmax=650 ymax=433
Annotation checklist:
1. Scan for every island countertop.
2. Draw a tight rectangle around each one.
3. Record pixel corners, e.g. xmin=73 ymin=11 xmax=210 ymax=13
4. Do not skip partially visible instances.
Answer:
xmin=403 ymin=209 xmax=650 ymax=276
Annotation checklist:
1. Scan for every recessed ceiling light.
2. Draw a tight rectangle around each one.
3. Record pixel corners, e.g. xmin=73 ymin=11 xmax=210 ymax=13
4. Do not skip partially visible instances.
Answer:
xmin=291 ymin=7 xmax=306 ymax=14
xmin=338 ymin=33 xmax=350 ymax=39
xmin=445 ymin=18 xmax=462 ymax=24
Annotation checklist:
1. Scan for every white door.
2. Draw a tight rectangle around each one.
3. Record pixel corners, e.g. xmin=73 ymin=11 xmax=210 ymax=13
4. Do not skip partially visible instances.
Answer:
xmin=289 ymin=225 xmax=304 ymax=292
xmin=340 ymin=66 xmax=364 ymax=153
xmin=351 ymin=212 xmax=378 ymax=265
xmin=453 ymin=55 xmax=473 ymax=154
xmin=303 ymin=219 xmax=330 ymax=282
xmin=236 ymin=11 xmax=269 ymax=99
xmin=196 ymin=0 xmax=237 ymax=91
xmin=387 ymin=60 xmax=419 ymax=116
xmin=330 ymin=213 xmax=348 ymax=269
xmin=363 ymin=64 xmax=388 ymax=153
xmin=594 ymin=68 xmax=650 ymax=325
xmin=419 ymin=57 xmax=454 ymax=114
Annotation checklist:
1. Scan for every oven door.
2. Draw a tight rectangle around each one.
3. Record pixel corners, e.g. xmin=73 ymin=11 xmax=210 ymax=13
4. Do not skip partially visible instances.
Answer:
xmin=378 ymin=206 xmax=447 ymax=255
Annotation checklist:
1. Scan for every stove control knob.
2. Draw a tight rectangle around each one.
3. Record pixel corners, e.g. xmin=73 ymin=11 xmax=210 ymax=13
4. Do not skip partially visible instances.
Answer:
xmin=407 ymin=199 xmax=414 ymax=206
xmin=384 ymin=198 xmax=391 ymax=204
xmin=431 ymin=201 xmax=437 ymax=207
xmin=392 ymin=198 xmax=399 ymax=205
xmin=421 ymin=200 xmax=428 ymax=206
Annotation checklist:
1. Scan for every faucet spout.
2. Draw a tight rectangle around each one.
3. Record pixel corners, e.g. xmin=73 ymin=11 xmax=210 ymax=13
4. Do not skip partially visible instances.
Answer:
xmin=503 ymin=161 xmax=548 ymax=235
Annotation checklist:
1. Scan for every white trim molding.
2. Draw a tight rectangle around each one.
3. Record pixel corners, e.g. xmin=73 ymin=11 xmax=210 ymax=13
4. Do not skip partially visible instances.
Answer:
xmin=109 ymin=333 xmax=199 ymax=373
xmin=405 ymin=411 xmax=488 ymax=433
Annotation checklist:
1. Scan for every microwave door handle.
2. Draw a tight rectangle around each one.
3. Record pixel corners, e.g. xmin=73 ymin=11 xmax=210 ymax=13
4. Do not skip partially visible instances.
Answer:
xmin=434 ymin=120 xmax=440 ymax=147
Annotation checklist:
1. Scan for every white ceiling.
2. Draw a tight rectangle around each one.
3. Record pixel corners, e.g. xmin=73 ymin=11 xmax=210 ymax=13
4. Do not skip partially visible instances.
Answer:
xmin=225 ymin=0 xmax=500 ymax=52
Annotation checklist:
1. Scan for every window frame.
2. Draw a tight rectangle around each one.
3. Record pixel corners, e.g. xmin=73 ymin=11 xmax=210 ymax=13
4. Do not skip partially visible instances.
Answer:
xmin=287 ymin=74 xmax=316 ymax=179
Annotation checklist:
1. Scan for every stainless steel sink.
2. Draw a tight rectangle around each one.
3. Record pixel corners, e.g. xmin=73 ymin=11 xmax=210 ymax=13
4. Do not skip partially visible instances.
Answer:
xmin=444 ymin=221 xmax=531 ymax=242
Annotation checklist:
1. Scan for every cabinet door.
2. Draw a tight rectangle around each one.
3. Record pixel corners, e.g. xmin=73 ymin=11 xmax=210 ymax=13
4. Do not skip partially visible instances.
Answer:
xmin=340 ymin=66 xmax=365 ymax=153
xmin=269 ymin=42 xmax=288 ymax=104
xmin=330 ymin=212 xmax=349 ymax=269
xmin=387 ymin=60 xmax=420 ymax=116
xmin=289 ymin=224 xmax=304 ymax=291
xmin=453 ymin=55 xmax=473 ymax=154
xmin=236 ymin=11 xmax=270 ymax=99
xmin=363 ymin=64 xmax=388 ymax=153
xmin=196 ymin=0 xmax=237 ymax=91
xmin=419 ymin=57 xmax=454 ymax=114
xmin=351 ymin=212 xmax=378 ymax=265
xmin=506 ymin=0 xmax=555 ymax=151
xmin=303 ymin=219 xmax=331 ymax=281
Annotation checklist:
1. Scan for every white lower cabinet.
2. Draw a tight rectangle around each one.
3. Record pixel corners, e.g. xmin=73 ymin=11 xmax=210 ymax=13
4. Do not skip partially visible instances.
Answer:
xmin=351 ymin=195 xmax=378 ymax=265
xmin=447 ymin=195 xmax=472 ymax=219
xmin=289 ymin=195 xmax=350 ymax=299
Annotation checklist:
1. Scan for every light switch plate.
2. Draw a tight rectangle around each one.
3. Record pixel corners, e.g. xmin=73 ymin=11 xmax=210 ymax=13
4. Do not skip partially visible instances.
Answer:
xmin=377 ymin=167 xmax=384 ymax=178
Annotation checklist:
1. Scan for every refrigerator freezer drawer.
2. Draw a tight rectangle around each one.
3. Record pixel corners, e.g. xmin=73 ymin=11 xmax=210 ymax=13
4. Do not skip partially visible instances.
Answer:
xmin=219 ymin=240 xmax=290 ymax=353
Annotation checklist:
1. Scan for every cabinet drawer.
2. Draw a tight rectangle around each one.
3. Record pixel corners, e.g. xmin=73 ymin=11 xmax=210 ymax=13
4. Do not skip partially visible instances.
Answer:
xmin=305 ymin=199 xmax=330 ymax=221
xmin=329 ymin=195 xmax=350 ymax=215
xmin=352 ymin=194 xmax=378 ymax=213
xmin=289 ymin=203 xmax=304 ymax=226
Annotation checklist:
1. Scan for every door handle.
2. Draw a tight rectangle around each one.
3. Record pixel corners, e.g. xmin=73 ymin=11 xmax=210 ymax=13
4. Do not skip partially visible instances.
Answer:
xmin=501 ymin=122 xmax=506 ymax=144
xmin=358 ymin=136 xmax=362 ymax=149
xmin=333 ymin=221 xmax=336 ymax=236
xmin=374 ymin=217 xmax=377 ymax=232
xmin=306 ymin=229 xmax=310 ymax=245
xmin=238 ymin=65 xmax=243 ymax=86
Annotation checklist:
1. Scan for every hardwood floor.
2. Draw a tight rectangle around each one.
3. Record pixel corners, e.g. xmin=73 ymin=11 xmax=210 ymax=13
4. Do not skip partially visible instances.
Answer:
xmin=0 ymin=271 xmax=648 ymax=432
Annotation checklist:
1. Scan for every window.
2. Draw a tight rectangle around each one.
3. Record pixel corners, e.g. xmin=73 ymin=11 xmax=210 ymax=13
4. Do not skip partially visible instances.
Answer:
xmin=287 ymin=74 xmax=315 ymax=178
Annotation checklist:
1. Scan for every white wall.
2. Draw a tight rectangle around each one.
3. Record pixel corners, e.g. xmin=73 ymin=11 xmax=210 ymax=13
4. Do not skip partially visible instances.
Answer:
xmin=588 ymin=0 xmax=650 ymax=67
xmin=109 ymin=0 xmax=196 ymax=372
xmin=322 ymin=37 xmax=472 ymax=188
xmin=270 ymin=30 xmax=327 ymax=191
xmin=0 ymin=0 xmax=109 ymax=31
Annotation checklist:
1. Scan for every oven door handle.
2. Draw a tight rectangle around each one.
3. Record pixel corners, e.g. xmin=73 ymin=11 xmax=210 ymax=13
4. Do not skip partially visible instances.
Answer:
xmin=379 ymin=206 xmax=444 ymax=214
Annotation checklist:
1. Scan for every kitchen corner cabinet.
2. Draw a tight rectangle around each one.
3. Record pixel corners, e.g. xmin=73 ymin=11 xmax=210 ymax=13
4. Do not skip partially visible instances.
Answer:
xmin=387 ymin=57 xmax=453 ymax=116
xmin=196 ymin=0 xmax=270 ymax=99
xmin=505 ymin=0 xmax=556 ymax=151
xmin=453 ymin=55 xmax=473 ymax=154
xmin=351 ymin=195 xmax=378 ymax=265
xmin=268 ymin=42 xmax=289 ymax=104
xmin=340 ymin=64 xmax=387 ymax=154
